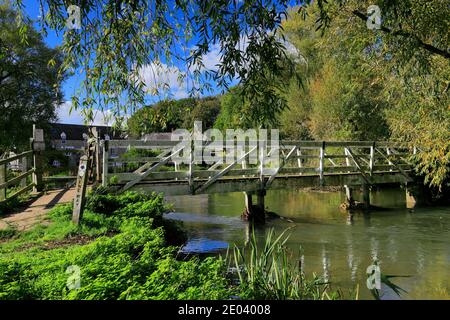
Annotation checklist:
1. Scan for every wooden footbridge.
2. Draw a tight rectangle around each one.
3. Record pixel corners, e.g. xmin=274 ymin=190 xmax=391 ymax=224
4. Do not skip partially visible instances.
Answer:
xmin=0 ymin=125 xmax=419 ymax=224
xmin=101 ymin=138 xmax=417 ymax=220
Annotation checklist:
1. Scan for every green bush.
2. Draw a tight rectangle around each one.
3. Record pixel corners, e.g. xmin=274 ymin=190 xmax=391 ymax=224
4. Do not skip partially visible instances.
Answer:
xmin=0 ymin=191 xmax=230 ymax=300
xmin=0 ymin=227 xmax=17 ymax=240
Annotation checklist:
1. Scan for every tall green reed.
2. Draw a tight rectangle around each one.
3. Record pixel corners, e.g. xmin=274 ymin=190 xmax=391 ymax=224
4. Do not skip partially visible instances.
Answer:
xmin=232 ymin=227 xmax=342 ymax=300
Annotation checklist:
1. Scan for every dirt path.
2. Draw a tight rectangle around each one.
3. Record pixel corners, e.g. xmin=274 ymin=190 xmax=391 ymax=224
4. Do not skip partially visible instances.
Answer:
xmin=0 ymin=188 xmax=75 ymax=231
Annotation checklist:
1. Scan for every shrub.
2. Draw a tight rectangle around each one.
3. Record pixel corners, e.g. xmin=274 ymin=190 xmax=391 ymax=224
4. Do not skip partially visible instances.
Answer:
xmin=0 ymin=191 xmax=223 ymax=300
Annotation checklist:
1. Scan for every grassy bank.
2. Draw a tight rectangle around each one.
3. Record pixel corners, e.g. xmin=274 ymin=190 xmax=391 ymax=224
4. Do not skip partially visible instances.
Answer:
xmin=0 ymin=190 xmax=337 ymax=300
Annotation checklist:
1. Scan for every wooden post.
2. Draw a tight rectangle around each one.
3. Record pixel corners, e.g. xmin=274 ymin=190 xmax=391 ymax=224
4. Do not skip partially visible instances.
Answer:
xmin=20 ymin=155 xmax=28 ymax=188
xmin=32 ymin=125 xmax=45 ymax=193
xmin=319 ymin=141 xmax=325 ymax=185
xmin=344 ymin=147 xmax=351 ymax=173
xmin=259 ymin=140 xmax=265 ymax=186
xmin=72 ymin=155 xmax=90 ymax=224
xmin=297 ymin=148 xmax=302 ymax=169
xmin=369 ymin=142 xmax=375 ymax=176
xmin=92 ymin=127 xmax=101 ymax=183
xmin=0 ymin=162 xmax=6 ymax=201
xmin=256 ymin=190 xmax=265 ymax=212
xmin=188 ymin=138 xmax=194 ymax=194
xmin=344 ymin=185 xmax=353 ymax=204
xmin=244 ymin=192 xmax=253 ymax=213
xmin=386 ymin=147 xmax=393 ymax=171
xmin=101 ymin=140 xmax=109 ymax=187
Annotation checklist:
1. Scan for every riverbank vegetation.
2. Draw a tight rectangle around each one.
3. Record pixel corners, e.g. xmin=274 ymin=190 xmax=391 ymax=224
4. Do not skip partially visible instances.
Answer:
xmin=0 ymin=191 xmax=340 ymax=300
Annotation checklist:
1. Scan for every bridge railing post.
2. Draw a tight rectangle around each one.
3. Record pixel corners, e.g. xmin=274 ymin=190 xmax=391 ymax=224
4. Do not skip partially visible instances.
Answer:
xmin=369 ymin=142 xmax=375 ymax=176
xmin=92 ymin=127 xmax=101 ymax=183
xmin=297 ymin=148 xmax=302 ymax=171
xmin=73 ymin=155 xmax=89 ymax=224
xmin=319 ymin=141 xmax=325 ymax=185
xmin=101 ymin=139 xmax=109 ymax=187
xmin=259 ymin=139 xmax=266 ymax=185
xmin=188 ymin=138 xmax=194 ymax=193
xmin=386 ymin=147 xmax=393 ymax=171
xmin=344 ymin=147 xmax=351 ymax=172
xmin=31 ymin=125 xmax=45 ymax=194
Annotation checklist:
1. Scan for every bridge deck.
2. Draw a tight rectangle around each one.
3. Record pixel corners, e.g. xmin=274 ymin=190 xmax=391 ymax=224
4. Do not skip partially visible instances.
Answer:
xmin=117 ymin=170 xmax=410 ymax=196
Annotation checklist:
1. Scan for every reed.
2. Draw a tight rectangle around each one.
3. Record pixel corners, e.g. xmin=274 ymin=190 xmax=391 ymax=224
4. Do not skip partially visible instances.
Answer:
xmin=232 ymin=227 xmax=341 ymax=300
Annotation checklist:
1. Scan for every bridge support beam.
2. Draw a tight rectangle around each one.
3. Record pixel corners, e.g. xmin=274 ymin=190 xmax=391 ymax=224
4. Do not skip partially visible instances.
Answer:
xmin=242 ymin=191 xmax=265 ymax=223
xmin=340 ymin=184 xmax=370 ymax=211
xmin=256 ymin=190 xmax=266 ymax=212
xmin=344 ymin=185 xmax=354 ymax=205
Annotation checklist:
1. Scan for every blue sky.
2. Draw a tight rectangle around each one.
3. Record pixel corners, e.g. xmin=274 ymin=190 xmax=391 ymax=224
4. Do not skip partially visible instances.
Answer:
xmin=21 ymin=0 xmax=298 ymax=125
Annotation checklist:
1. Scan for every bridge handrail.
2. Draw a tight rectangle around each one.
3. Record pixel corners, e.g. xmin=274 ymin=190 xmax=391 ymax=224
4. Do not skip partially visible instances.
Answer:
xmin=107 ymin=139 xmax=410 ymax=148
xmin=0 ymin=149 xmax=35 ymax=203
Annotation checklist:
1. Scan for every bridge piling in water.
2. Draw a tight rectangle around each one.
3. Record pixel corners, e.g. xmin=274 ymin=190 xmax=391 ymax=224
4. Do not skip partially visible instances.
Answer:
xmin=344 ymin=185 xmax=354 ymax=204
xmin=242 ymin=190 xmax=266 ymax=223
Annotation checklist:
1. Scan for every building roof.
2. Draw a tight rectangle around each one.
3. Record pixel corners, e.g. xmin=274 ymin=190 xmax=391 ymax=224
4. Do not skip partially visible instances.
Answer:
xmin=48 ymin=123 xmax=123 ymax=141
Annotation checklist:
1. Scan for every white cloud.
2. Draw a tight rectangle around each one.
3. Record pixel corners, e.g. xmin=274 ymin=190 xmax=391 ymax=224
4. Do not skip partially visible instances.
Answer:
xmin=56 ymin=101 xmax=115 ymax=126
xmin=199 ymin=43 xmax=222 ymax=71
xmin=137 ymin=62 xmax=188 ymax=99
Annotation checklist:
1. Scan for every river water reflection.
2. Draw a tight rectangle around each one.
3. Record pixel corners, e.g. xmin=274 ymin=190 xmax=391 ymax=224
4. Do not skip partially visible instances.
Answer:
xmin=164 ymin=187 xmax=450 ymax=299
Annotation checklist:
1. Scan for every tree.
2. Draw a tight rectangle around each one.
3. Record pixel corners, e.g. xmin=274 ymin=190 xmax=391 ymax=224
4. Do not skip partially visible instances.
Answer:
xmin=13 ymin=0 xmax=300 ymax=128
xmin=127 ymin=96 xmax=221 ymax=138
xmin=302 ymin=0 xmax=449 ymax=62
xmin=127 ymin=100 xmax=185 ymax=138
xmin=181 ymin=96 xmax=221 ymax=129
xmin=0 ymin=2 xmax=64 ymax=152
xmin=284 ymin=2 xmax=449 ymax=191
xmin=214 ymin=87 xmax=255 ymax=131
xmin=279 ymin=5 xmax=390 ymax=141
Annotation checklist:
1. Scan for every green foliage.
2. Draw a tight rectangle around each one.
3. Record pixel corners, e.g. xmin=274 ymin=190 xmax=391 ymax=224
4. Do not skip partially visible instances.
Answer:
xmin=0 ymin=226 xmax=17 ymax=240
xmin=127 ymin=97 xmax=221 ymax=137
xmin=127 ymin=100 xmax=186 ymax=138
xmin=281 ymin=2 xmax=449 ymax=192
xmin=0 ymin=190 xmax=33 ymax=216
xmin=0 ymin=191 xmax=353 ymax=300
xmin=279 ymin=6 xmax=390 ymax=141
xmin=181 ymin=96 xmax=222 ymax=129
xmin=214 ymin=87 xmax=253 ymax=130
xmin=20 ymin=0 xmax=296 ymax=128
xmin=0 ymin=191 xmax=232 ymax=300
xmin=121 ymin=256 xmax=231 ymax=300
xmin=0 ymin=3 xmax=65 ymax=152
xmin=233 ymin=228 xmax=340 ymax=300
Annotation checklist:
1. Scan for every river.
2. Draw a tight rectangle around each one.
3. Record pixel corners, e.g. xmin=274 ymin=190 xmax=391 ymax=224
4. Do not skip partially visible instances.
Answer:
xmin=164 ymin=187 xmax=450 ymax=300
